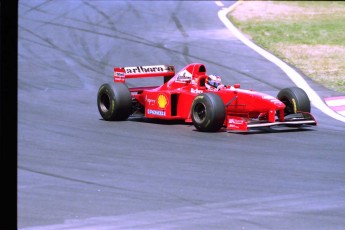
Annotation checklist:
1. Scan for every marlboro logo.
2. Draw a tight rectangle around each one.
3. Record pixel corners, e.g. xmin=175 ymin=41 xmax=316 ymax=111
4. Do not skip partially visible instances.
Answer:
xmin=124 ymin=65 xmax=174 ymax=74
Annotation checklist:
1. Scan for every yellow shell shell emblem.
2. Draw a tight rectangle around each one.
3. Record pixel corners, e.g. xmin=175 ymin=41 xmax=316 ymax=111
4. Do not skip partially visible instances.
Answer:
xmin=157 ymin=94 xmax=168 ymax=109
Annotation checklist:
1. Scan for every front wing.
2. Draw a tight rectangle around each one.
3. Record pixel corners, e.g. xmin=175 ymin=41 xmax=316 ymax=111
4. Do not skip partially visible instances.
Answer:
xmin=226 ymin=112 xmax=317 ymax=131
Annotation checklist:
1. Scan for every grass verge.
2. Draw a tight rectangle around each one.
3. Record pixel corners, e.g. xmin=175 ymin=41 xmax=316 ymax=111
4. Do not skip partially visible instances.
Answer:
xmin=229 ymin=1 xmax=345 ymax=93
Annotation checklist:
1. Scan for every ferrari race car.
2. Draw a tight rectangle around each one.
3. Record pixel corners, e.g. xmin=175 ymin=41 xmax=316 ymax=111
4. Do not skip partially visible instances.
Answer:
xmin=97 ymin=63 xmax=317 ymax=132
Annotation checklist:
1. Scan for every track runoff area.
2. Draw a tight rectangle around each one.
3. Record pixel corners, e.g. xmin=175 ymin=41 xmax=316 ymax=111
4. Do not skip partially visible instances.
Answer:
xmin=216 ymin=1 xmax=345 ymax=123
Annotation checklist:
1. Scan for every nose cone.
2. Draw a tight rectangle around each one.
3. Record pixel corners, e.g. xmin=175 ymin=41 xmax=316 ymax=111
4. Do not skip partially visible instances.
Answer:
xmin=269 ymin=97 xmax=285 ymax=109
xmin=255 ymin=93 xmax=286 ymax=110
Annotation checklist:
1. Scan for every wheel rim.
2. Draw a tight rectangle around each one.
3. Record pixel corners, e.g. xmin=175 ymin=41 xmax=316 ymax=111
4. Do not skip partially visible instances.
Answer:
xmin=193 ymin=102 xmax=207 ymax=123
xmin=280 ymin=97 xmax=296 ymax=114
xmin=100 ymin=93 xmax=111 ymax=113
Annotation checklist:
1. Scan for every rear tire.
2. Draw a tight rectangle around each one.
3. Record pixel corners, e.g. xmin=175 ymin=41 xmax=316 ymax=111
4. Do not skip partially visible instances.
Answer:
xmin=97 ymin=83 xmax=132 ymax=121
xmin=191 ymin=93 xmax=225 ymax=132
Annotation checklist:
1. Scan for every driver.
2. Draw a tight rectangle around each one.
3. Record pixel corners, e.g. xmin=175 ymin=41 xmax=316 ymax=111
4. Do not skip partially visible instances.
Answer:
xmin=205 ymin=74 xmax=224 ymax=90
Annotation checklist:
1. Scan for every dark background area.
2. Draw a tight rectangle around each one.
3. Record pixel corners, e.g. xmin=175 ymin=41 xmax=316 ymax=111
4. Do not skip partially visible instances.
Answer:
xmin=1 ymin=0 xmax=18 ymax=229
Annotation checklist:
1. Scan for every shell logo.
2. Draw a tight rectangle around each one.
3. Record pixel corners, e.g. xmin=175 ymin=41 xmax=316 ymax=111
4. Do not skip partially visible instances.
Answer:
xmin=157 ymin=94 xmax=168 ymax=109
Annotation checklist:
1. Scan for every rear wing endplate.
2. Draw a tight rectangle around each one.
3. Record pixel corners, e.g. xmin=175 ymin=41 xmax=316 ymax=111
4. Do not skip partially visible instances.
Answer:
xmin=114 ymin=65 xmax=175 ymax=83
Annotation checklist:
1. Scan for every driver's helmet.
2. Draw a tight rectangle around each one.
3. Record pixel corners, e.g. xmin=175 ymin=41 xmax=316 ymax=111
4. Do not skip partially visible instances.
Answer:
xmin=205 ymin=74 xmax=222 ymax=90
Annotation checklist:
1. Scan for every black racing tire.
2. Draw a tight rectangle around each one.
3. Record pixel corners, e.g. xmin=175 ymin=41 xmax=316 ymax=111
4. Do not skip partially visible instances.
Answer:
xmin=191 ymin=93 xmax=226 ymax=132
xmin=97 ymin=83 xmax=132 ymax=121
xmin=277 ymin=87 xmax=311 ymax=115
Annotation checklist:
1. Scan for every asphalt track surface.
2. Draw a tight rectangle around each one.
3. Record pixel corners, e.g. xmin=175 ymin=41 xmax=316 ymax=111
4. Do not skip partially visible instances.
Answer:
xmin=18 ymin=1 xmax=345 ymax=229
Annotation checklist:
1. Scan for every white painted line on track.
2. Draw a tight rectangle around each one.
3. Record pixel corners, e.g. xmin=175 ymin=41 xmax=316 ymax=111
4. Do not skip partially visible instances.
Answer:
xmin=217 ymin=1 xmax=345 ymax=123
xmin=214 ymin=1 xmax=224 ymax=7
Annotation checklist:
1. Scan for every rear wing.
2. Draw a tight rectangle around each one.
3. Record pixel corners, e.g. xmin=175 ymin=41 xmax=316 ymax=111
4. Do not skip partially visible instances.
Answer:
xmin=114 ymin=65 xmax=175 ymax=83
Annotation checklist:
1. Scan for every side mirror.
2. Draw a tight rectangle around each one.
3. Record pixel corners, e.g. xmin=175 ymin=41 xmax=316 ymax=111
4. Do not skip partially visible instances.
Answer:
xmin=234 ymin=84 xmax=241 ymax=88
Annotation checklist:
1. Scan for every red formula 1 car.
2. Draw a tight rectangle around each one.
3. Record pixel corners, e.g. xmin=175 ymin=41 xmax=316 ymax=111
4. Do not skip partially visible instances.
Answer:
xmin=97 ymin=63 xmax=317 ymax=132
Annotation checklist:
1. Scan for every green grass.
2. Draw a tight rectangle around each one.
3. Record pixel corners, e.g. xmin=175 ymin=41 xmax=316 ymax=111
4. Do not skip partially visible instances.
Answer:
xmin=244 ymin=19 xmax=345 ymax=47
xmin=229 ymin=1 xmax=345 ymax=93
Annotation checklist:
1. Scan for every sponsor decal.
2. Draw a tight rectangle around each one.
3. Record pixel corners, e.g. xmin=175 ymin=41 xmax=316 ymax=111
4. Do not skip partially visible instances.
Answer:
xmin=147 ymin=109 xmax=166 ymax=116
xmin=228 ymin=118 xmax=244 ymax=125
xmin=191 ymin=88 xmax=203 ymax=94
xmin=114 ymin=72 xmax=125 ymax=77
xmin=124 ymin=65 xmax=174 ymax=74
xmin=114 ymin=77 xmax=125 ymax=83
xmin=146 ymin=98 xmax=156 ymax=105
xmin=145 ymin=96 xmax=156 ymax=106
xmin=228 ymin=118 xmax=246 ymax=129
xmin=176 ymin=70 xmax=192 ymax=82
xmin=114 ymin=70 xmax=126 ymax=82
xmin=227 ymin=116 xmax=247 ymax=130
xmin=157 ymin=94 xmax=168 ymax=109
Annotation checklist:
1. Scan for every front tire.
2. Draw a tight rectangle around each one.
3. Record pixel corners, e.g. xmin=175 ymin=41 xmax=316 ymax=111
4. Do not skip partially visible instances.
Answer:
xmin=191 ymin=93 xmax=225 ymax=132
xmin=277 ymin=87 xmax=311 ymax=115
xmin=97 ymin=83 xmax=132 ymax=121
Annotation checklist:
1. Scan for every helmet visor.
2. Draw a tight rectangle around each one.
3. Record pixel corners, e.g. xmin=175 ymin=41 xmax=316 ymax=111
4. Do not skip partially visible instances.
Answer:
xmin=208 ymin=79 xmax=221 ymax=88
